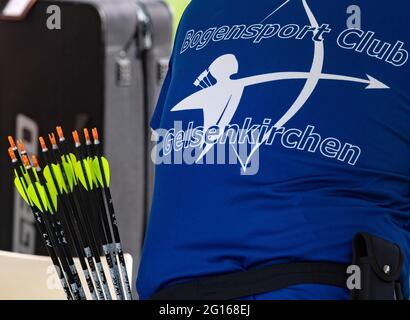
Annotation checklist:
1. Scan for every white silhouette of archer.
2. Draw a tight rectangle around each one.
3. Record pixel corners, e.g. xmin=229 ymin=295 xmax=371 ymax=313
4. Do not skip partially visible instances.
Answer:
xmin=171 ymin=53 xmax=388 ymax=162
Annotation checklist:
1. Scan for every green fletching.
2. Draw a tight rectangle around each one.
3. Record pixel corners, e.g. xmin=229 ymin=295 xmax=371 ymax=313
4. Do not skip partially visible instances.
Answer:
xmin=88 ymin=157 xmax=98 ymax=187
xmin=22 ymin=170 xmax=31 ymax=187
xmin=27 ymin=184 xmax=43 ymax=213
xmin=28 ymin=182 xmax=52 ymax=213
xmin=92 ymin=156 xmax=110 ymax=188
xmin=74 ymin=158 xmax=94 ymax=191
xmin=37 ymin=183 xmax=50 ymax=212
xmin=43 ymin=166 xmax=55 ymax=192
xmin=53 ymin=163 xmax=68 ymax=194
xmin=69 ymin=153 xmax=79 ymax=184
xmin=46 ymin=180 xmax=58 ymax=213
xmin=101 ymin=157 xmax=110 ymax=187
xmin=84 ymin=159 xmax=94 ymax=190
xmin=14 ymin=177 xmax=30 ymax=205
xmin=69 ymin=153 xmax=77 ymax=166
xmin=74 ymin=160 xmax=87 ymax=190
xmin=32 ymin=168 xmax=40 ymax=182
xmin=44 ymin=164 xmax=67 ymax=194
xmin=64 ymin=154 xmax=79 ymax=184
xmin=92 ymin=158 xmax=103 ymax=187
xmin=61 ymin=157 xmax=75 ymax=192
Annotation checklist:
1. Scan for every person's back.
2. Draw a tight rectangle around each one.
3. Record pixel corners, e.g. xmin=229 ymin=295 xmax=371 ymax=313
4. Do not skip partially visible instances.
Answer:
xmin=137 ymin=0 xmax=410 ymax=300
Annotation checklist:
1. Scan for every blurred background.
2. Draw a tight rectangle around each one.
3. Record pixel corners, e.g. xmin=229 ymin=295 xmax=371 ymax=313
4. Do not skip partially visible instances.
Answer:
xmin=0 ymin=0 xmax=189 ymax=299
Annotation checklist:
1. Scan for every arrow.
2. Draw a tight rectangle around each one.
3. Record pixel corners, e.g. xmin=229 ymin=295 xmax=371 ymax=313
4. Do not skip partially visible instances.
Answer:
xmin=238 ymin=71 xmax=389 ymax=171
xmin=366 ymin=75 xmax=390 ymax=89
xmin=241 ymin=71 xmax=389 ymax=90
xmin=196 ymin=70 xmax=389 ymax=164
xmin=7 ymin=148 xmax=76 ymax=300
xmin=313 ymin=73 xmax=389 ymax=89
xmin=90 ymin=128 xmax=133 ymax=300
xmin=238 ymin=72 xmax=389 ymax=171
xmin=196 ymin=70 xmax=389 ymax=166
xmin=7 ymin=127 xmax=134 ymax=300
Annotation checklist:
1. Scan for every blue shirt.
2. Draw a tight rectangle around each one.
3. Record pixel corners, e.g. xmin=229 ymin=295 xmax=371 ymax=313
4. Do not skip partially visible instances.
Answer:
xmin=137 ymin=0 xmax=410 ymax=300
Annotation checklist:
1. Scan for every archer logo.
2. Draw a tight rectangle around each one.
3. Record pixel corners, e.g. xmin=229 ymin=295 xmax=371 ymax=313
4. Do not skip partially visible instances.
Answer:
xmin=166 ymin=0 xmax=390 ymax=174
xmin=168 ymin=51 xmax=386 ymax=172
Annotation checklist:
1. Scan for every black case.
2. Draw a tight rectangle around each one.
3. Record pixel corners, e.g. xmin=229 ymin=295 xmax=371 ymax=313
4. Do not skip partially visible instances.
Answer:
xmin=351 ymin=233 xmax=404 ymax=300
xmin=0 ymin=0 xmax=172 ymax=277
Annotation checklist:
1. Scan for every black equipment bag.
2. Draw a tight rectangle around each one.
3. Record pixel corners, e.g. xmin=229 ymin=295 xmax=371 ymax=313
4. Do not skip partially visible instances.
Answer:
xmin=351 ymin=233 xmax=404 ymax=300
xmin=0 ymin=0 xmax=172 ymax=276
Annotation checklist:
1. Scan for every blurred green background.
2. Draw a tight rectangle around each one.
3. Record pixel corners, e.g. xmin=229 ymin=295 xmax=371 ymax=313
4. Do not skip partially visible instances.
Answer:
xmin=164 ymin=0 xmax=190 ymax=35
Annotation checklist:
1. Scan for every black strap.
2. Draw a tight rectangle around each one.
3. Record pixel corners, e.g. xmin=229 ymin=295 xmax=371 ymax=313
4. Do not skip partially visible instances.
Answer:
xmin=150 ymin=262 xmax=348 ymax=300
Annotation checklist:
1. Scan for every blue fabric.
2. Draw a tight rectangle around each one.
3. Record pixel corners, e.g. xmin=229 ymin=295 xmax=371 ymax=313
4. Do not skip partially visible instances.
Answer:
xmin=137 ymin=0 xmax=410 ymax=300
